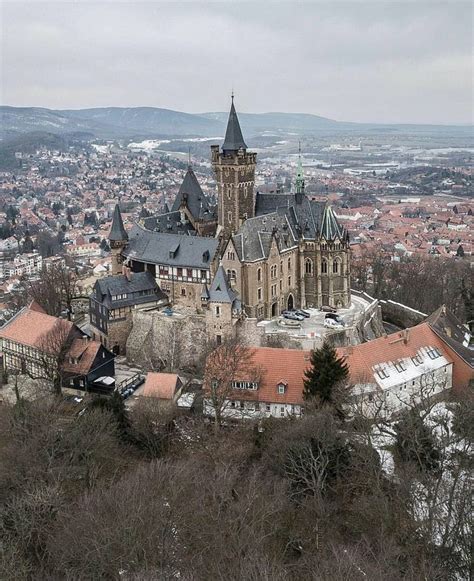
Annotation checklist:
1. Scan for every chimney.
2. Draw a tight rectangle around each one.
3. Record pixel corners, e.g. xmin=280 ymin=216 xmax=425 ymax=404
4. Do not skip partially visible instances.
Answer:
xmin=125 ymin=267 xmax=132 ymax=282
xmin=403 ymin=328 xmax=409 ymax=344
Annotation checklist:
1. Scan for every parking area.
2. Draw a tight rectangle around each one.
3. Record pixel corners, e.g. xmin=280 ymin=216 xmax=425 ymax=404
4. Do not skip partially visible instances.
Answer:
xmin=258 ymin=295 xmax=371 ymax=348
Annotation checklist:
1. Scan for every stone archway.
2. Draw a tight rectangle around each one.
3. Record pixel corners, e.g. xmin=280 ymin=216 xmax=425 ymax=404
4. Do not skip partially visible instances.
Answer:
xmin=271 ymin=302 xmax=278 ymax=317
xmin=287 ymin=294 xmax=294 ymax=310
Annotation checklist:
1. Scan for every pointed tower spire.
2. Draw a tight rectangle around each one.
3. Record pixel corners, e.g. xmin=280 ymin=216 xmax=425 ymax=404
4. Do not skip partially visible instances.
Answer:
xmin=109 ymin=203 xmax=128 ymax=242
xmin=295 ymin=141 xmax=305 ymax=203
xmin=222 ymin=94 xmax=247 ymax=153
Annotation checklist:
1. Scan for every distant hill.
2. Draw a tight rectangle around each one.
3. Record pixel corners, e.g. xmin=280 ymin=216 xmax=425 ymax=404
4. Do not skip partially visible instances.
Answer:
xmin=1 ymin=105 xmax=472 ymax=141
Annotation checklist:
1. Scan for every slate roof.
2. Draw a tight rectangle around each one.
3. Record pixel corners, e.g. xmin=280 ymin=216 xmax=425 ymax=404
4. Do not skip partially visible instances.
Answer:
xmin=208 ymin=266 xmax=240 ymax=311
xmin=124 ymin=224 xmax=219 ymax=269
xmin=94 ymin=271 xmax=166 ymax=309
xmin=320 ymin=205 xmax=345 ymax=240
xmin=142 ymin=211 xmax=195 ymax=235
xmin=425 ymin=306 xmax=474 ymax=367
xmin=109 ymin=204 xmax=128 ymax=242
xmin=232 ymin=211 xmax=298 ymax=262
xmin=171 ymin=167 xmax=214 ymax=221
xmin=222 ymin=98 xmax=247 ymax=152
xmin=254 ymin=192 xmax=341 ymax=242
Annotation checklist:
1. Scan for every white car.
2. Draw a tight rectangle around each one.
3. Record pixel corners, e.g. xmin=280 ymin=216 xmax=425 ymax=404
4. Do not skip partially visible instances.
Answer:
xmin=324 ymin=318 xmax=344 ymax=330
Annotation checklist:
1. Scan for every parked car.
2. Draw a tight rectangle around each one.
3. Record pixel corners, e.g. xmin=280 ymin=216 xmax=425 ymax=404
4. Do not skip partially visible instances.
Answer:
xmin=283 ymin=312 xmax=304 ymax=321
xmin=295 ymin=309 xmax=310 ymax=318
xmin=320 ymin=305 xmax=337 ymax=313
xmin=325 ymin=313 xmax=344 ymax=324
xmin=324 ymin=318 xmax=344 ymax=330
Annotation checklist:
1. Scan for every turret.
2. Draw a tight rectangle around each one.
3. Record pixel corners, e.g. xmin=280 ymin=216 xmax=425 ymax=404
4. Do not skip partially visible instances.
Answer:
xmin=109 ymin=204 xmax=128 ymax=275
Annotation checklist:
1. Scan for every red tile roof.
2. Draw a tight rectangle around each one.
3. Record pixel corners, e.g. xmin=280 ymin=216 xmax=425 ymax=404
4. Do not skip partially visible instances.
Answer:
xmin=142 ymin=372 xmax=180 ymax=400
xmin=0 ymin=307 xmax=74 ymax=351
xmin=207 ymin=347 xmax=311 ymax=406
xmin=337 ymin=323 xmax=453 ymax=384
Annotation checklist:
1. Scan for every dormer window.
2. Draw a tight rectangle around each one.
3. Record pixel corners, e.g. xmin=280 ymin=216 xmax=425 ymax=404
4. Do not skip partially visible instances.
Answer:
xmin=426 ymin=347 xmax=441 ymax=360
xmin=394 ymin=360 xmax=406 ymax=373
xmin=411 ymin=354 xmax=423 ymax=366
xmin=277 ymin=382 xmax=287 ymax=394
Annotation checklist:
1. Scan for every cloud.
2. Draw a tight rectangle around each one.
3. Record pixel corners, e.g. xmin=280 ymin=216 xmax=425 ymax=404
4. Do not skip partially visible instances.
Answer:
xmin=1 ymin=1 xmax=472 ymax=123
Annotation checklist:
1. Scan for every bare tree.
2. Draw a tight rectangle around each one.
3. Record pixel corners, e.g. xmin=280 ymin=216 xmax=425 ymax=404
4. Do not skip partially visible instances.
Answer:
xmin=27 ymin=320 xmax=76 ymax=396
xmin=203 ymin=335 xmax=260 ymax=429
xmin=16 ymin=263 xmax=78 ymax=320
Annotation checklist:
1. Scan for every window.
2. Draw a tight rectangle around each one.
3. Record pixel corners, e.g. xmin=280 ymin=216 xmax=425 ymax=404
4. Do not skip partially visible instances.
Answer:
xmin=321 ymin=259 xmax=328 ymax=274
xmin=271 ymin=265 xmax=277 ymax=279
xmin=266 ymin=404 xmax=271 ymax=412
xmin=288 ymin=258 xmax=291 ymax=270
xmin=280 ymin=406 xmax=285 ymax=417
xmin=280 ymin=261 xmax=283 ymax=274
xmin=376 ymin=367 xmax=389 ymax=379
xmin=427 ymin=347 xmax=441 ymax=360
xmin=305 ymin=259 xmax=313 ymax=275
xmin=257 ymin=288 xmax=262 ymax=301
xmin=187 ymin=268 xmax=193 ymax=278
xmin=215 ymin=306 xmax=220 ymax=317
xmin=181 ymin=288 xmax=186 ymax=296
xmin=394 ymin=360 xmax=406 ymax=373
xmin=333 ymin=258 xmax=340 ymax=274
xmin=277 ymin=382 xmax=286 ymax=394
xmin=231 ymin=381 xmax=259 ymax=390
xmin=288 ymin=276 xmax=291 ymax=287
xmin=257 ymin=267 xmax=262 ymax=282
xmin=411 ymin=354 xmax=423 ymax=366
xmin=216 ymin=335 xmax=222 ymax=345
xmin=227 ymin=251 xmax=235 ymax=261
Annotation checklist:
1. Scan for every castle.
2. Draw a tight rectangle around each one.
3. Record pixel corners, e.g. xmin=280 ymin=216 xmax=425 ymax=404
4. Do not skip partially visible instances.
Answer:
xmin=109 ymin=97 xmax=351 ymax=340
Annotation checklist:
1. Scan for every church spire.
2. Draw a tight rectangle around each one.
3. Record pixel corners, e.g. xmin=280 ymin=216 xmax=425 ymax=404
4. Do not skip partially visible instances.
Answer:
xmin=295 ymin=141 xmax=305 ymax=202
xmin=222 ymin=94 xmax=247 ymax=153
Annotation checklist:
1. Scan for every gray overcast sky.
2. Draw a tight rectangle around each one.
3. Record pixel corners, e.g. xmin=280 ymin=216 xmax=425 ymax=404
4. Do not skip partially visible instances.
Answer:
xmin=1 ymin=1 xmax=473 ymax=124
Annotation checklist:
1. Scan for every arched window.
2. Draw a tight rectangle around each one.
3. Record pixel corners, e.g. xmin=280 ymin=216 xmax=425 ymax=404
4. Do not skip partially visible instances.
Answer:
xmin=231 ymin=269 xmax=237 ymax=280
xmin=257 ymin=267 xmax=262 ymax=282
xmin=333 ymin=257 xmax=341 ymax=274
xmin=305 ymin=258 xmax=313 ymax=275
xmin=226 ymin=269 xmax=231 ymax=279
xmin=288 ymin=258 xmax=291 ymax=270
xmin=321 ymin=258 xmax=328 ymax=274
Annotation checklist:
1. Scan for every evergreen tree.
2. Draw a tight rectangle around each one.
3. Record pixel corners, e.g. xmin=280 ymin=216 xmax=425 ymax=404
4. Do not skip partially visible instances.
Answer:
xmin=303 ymin=341 xmax=349 ymax=405
xmin=395 ymin=410 xmax=440 ymax=473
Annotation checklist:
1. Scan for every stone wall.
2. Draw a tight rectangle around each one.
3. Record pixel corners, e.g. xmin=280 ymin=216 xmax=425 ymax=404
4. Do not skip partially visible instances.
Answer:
xmin=380 ymin=299 xmax=427 ymax=329
xmin=126 ymin=310 xmax=207 ymax=373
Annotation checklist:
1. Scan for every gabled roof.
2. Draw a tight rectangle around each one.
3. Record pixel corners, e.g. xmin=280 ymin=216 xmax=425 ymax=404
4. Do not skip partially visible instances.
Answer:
xmin=94 ymin=271 xmax=166 ymax=309
xmin=208 ymin=265 xmax=238 ymax=305
xmin=171 ymin=167 xmax=213 ymax=221
xmin=0 ymin=306 xmax=75 ymax=351
xmin=222 ymin=98 xmax=247 ymax=152
xmin=142 ymin=372 xmax=181 ymax=400
xmin=109 ymin=204 xmax=128 ymax=242
xmin=206 ymin=347 xmax=311 ymax=406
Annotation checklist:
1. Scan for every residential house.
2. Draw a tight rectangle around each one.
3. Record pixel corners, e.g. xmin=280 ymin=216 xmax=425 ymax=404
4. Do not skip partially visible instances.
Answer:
xmin=0 ymin=302 xmax=115 ymax=394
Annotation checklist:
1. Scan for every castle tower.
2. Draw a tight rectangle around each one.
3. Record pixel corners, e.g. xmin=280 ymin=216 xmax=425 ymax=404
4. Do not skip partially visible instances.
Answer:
xmin=109 ymin=203 xmax=128 ymax=275
xmin=211 ymin=96 xmax=256 ymax=237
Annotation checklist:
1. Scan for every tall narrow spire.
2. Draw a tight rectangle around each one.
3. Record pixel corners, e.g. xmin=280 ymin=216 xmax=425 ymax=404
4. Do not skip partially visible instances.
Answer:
xmin=295 ymin=141 xmax=305 ymax=199
xmin=222 ymin=95 xmax=247 ymax=153
xmin=109 ymin=203 xmax=128 ymax=242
